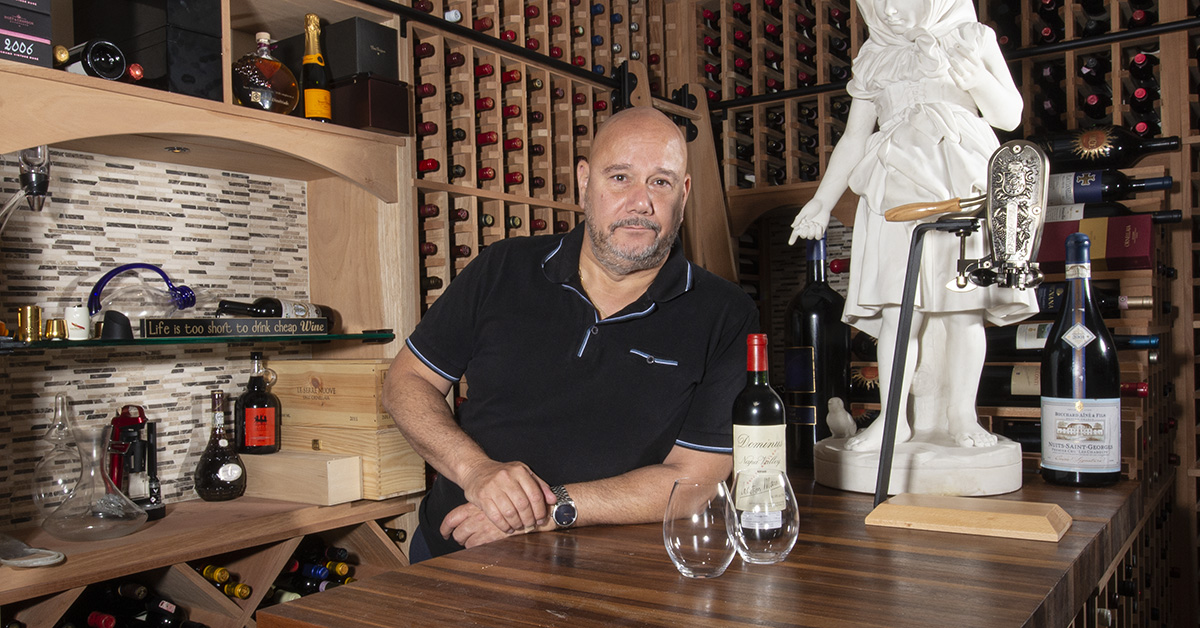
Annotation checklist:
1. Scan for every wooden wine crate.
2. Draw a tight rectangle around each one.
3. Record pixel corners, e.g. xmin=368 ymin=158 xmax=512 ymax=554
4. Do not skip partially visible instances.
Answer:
xmin=240 ymin=450 xmax=363 ymax=506
xmin=281 ymin=424 xmax=424 ymax=501
xmin=270 ymin=359 xmax=394 ymax=428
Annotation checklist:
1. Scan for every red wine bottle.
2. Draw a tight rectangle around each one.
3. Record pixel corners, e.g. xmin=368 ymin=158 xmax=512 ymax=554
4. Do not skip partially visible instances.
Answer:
xmin=1032 ymin=126 xmax=1180 ymax=171
xmin=234 ymin=352 xmax=282 ymax=454
xmin=1040 ymin=233 xmax=1121 ymax=486
xmin=1030 ymin=281 xmax=1156 ymax=320
xmin=783 ymin=237 xmax=850 ymax=469
xmin=1044 ymin=202 xmax=1181 ymax=224
xmin=1046 ymin=170 xmax=1172 ymax=204
xmin=194 ymin=391 xmax=247 ymax=501
xmin=732 ymin=334 xmax=786 ymax=538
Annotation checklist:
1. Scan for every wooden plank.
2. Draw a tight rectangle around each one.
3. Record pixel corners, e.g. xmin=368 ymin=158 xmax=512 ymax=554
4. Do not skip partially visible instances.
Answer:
xmin=865 ymin=493 xmax=1072 ymax=542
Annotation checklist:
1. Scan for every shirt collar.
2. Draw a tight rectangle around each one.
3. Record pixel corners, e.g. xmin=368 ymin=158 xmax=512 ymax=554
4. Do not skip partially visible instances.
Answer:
xmin=542 ymin=222 xmax=693 ymax=304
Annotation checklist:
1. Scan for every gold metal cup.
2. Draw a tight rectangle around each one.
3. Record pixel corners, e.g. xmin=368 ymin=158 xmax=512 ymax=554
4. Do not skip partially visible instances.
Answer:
xmin=16 ymin=305 xmax=42 ymax=342
xmin=44 ymin=318 xmax=68 ymax=340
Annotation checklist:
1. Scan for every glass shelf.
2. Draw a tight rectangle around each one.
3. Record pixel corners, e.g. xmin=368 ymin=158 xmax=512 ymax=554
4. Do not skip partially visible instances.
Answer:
xmin=0 ymin=331 xmax=394 ymax=355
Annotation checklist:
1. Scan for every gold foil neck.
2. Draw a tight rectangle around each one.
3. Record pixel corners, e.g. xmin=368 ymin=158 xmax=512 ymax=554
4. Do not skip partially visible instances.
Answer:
xmin=305 ymin=13 xmax=322 ymax=34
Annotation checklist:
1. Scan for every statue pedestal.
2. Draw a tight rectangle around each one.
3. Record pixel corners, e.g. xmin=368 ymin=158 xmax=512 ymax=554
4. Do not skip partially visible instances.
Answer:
xmin=813 ymin=430 xmax=1023 ymax=496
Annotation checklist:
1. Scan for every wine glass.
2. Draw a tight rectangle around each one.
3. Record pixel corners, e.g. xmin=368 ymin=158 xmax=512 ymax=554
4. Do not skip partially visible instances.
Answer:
xmin=727 ymin=469 xmax=799 ymax=564
xmin=663 ymin=478 xmax=736 ymax=578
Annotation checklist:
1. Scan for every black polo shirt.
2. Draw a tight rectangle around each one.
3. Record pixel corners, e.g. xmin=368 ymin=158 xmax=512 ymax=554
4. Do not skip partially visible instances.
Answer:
xmin=406 ymin=223 xmax=758 ymax=557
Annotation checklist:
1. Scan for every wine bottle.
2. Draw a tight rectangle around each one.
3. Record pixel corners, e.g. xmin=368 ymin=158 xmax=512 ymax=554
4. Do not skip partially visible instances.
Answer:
xmin=732 ymin=334 xmax=786 ymax=539
xmin=1029 ymin=281 xmax=1155 ymax=319
xmin=986 ymin=323 xmax=1157 ymax=360
xmin=216 ymin=297 xmax=335 ymax=324
xmin=193 ymin=391 xmax=247 ymax=501
xmin=1046 ymin=170 xmax=1172 ymax=204
xmin=1080 ymin=92 xmax=1110 ymax=119
xmin=783 ymin=237 xmax=850 ymax=469
xmin=62 ymin=40 xmax=127 ymax=81
xmin=977 ymin=365 xmax=1146 ymax=407
xmin=231 ymin=32 xmax=298 ymax=115
xmin=235 ymin=352 xmax=282 ymax=454
xmin=198 ymin=564 xmax=230 ymax=584
xmin=1032 ymin=126 xmax=1180 ymax=171
xmin=1127 ymin=86 xmax=1157 ymax=114
xmin=301 ymin=14 xmax=331 ymax=123
xmin=1040 ymin=233 xmax=1121 ymax=487
xmin=1078 ymin=54 xmax=1110 ymax=86
xmin=1045 ymin=202 xmax=1180 ymax=224
xmin=218 ymin=581 xmax=252 ymax=599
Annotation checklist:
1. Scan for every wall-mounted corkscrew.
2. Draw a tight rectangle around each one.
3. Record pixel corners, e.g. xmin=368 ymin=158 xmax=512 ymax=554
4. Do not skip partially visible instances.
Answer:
xmin=0 ymin=145 xmax=50 ymax=234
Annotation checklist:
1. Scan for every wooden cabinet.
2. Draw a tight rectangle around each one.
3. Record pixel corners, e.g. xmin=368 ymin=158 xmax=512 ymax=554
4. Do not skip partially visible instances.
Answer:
xmin=0 ymin=497 xmax=416 ymax=627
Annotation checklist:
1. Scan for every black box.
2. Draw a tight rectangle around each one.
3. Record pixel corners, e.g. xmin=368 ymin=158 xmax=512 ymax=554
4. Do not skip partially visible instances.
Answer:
xmin=0 ymin=5 xmax=51 ymax=67
xmin=331 ymin=74 xmax=411 ymax=136
xmin=0 ymin=0 xmax=50 ymax=15
xmin=73 ymin=0 xmax=221 ymax=41
xmin=276 ymin=17 xmax=399 ymax=83
xmin=123 ymin=25 xmax=222 ymax=101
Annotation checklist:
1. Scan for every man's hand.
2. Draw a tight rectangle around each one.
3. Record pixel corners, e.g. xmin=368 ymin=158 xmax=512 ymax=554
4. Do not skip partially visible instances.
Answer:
xmin=459 ymin=459 xmax=556 ymax=534
xmin=440 ymin=502 xmax=552 ymax=548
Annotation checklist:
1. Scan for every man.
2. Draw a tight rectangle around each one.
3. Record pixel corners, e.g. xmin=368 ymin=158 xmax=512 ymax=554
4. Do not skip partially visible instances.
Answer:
xmin=382 ymin=107 xmax=757 ymax=561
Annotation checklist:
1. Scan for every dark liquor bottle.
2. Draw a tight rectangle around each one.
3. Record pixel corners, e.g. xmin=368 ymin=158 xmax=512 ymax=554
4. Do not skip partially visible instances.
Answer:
xmin=1032 ymin=126 xmax=1180 ymax=171
xmin=1044 ymin=201 xmax=1181 ymax=224
xmin=193 ymin=391 xmax=247 ymax=501
xmin=783 ymin=237 xmax=850 ymax=469
xmin=732 ymin=334 xmax=786 ymax=539
xmin=301 ymin=14 xmax=331 ymax=122
xmin=235 ymin=352 xmax=282 ymax=454
xmin=231 ymin=32 xmax=298 ymax=115
xmin=62 ymin=40 xmax=127 ymax=81
xmin=1046 ymin=170 xmax=1172 ymax=204
xmin=1040 ymin=233 xmax=1121 ymax=487
xmin=216 ymin=297 xmax=334 ymax=322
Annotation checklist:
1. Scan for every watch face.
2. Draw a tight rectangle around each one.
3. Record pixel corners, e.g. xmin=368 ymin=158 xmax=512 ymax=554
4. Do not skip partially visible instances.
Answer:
xmin=553 ymin=502 xmax=577 ymax=526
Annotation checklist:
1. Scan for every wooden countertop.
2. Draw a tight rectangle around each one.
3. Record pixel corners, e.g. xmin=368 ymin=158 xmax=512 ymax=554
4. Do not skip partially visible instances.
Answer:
xmin=258 ymin=474 xmax=1148 ymax=628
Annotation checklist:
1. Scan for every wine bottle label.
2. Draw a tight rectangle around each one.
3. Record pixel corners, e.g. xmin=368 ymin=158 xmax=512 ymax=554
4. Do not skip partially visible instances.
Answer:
xmin=733 ymin=424 xmax=786 ymax=480
xmin=1062 ymin=324 xmax=1097 ymax=349
xmin=304 ymin=88 xmax=331 ymax=119
xmin=1040 ymin=397 xmax=1121 ymax=473
xmin=732 ymin=462 xmax=788 ymax=519
xmin=217 ymin=463 xmax=243 ymax=481
xmin=1047 ymin=171 xmax=1102 ymax=204
xmin=278 ymin=300 xmax=324 ymax=318
xmin=1014 ymin=323 xmax=1052 ymax=349
xmin=244 ymin=407 xmax=278 ymax=446
xmin=1045 ymin=204 xmax=1084 ymax=222
xmin=1009 ymin=366 xmax=1040 ymax=396
xmin=1065 ymin=263 xmax=1091 ymax=280
xmin=783 ymin=346 xmax=817 ymax=426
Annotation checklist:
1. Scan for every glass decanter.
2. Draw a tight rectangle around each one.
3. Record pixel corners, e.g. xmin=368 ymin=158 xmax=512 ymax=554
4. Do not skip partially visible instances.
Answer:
xmin=231 ymin=32 xmax=299 ymax=114
xmin=42 ymin=412 xmax=148 ymax=542
xmin=31 ymin=394 xmax=82 ymax=518
xmin=87 ymin=263 xmax=201 ymax=324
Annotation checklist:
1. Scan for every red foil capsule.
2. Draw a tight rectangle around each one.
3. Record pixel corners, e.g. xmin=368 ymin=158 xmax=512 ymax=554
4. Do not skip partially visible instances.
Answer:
xmin=420 ymin=242 xmax=438 ymax=255
xmin=525 ymin=37 xmax=540 ymax=50
xmin=475 ymin=97 xmax=495 ymax=111
xmin=418 ymin=158 xmax=440 ymax=172
xmin=573 ymin=124 xmax=588 ymax=136
xmin=452 ymin=245 xmax=472 ymax=258
xmin=476 ymin=131 xmax=499 ymax=145
xmin=573 ymin=55 xmax=586 ymax=67
xmin=478 ymin=167 xmax=497 ymax=180
xmin=500 ymin=29 xmax=517 ymax=42
xmin=529 ymin=111 xmax=545 ymax=123
xmin=549 ymin=46 xmax=563 ymax=58
xmin=451 ymin=208 xmax=470 ymax=221
xmin=593 ymin=100 xmax=608 ymax=111
xmin=503 ymin=138 xmax=524 ymax=151
xmin=530 ymin=176 xmax=546 ymax=189
xmin=474 ymin=63 xmax=494 ymax=77
xmin=549 ymin=14 xmax=563 ymax=26
xmin=418 ymin=203 xmax=440 ymax=218
xmin=648 ymin=53 xmax=660 ymax=65
xmin=416 ymin=83 xmax=437 ymax=98
xmin=573 ymin=92 xmax=587 ymax=105
xmin=473 ymin=17 xmax=494 ymax=30
xmin=502 ymin=104 xmax=522 ymax=118
xmin=446 ymin=51 xmax=466 ymax=67
xmin=416 ymin=121 xmax=439 ymax=135
xmin=531 ymin=218 xmax=548 ymax=231
xmin=501 ymin=69 xmax=522 ymax=83
xmin=415 ymin=43 xmax=435 ymax=58
xmin=525 ymin=5 xmax=540 ymax=18
xmin=504 ymin=172 xmax=524 ymax=185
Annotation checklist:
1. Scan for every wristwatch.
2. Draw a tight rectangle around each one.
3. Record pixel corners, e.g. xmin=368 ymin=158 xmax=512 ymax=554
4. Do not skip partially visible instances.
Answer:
xmin=550 ymin=485 xmax=577 ymax=529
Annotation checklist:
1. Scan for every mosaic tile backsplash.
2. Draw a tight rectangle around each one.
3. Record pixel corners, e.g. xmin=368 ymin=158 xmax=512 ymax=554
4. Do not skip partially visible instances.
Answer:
xmin=0 ymin=149 xmax=312 ymax=529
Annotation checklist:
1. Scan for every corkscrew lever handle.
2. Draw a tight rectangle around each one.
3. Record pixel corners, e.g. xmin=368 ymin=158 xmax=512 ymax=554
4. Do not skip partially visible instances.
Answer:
xmin=883 ymin=195 xmax=986 ymax=222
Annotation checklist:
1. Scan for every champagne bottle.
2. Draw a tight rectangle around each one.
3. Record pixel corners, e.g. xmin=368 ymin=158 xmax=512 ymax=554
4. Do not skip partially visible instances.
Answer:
xmin=1046 ymin=170 xmax=1172 ymax=204
xmin=193 ymin=391 xmax=247 ymax=501
xmin=1040 ymin=233 xmax=1122 ymax=486
xmin=783 ymin=237 xmax=850 ymax=469
xmin=1033 ymin=126 xmax=1180 ymax=171
xmin=215 ymin=297 xmax=336 ymax=327
xmin=301 ymin=14 xmax=331 ymax=122
xmin=732 ymin=334 xmax=786 ymax=539
xmin=235 ymin=352 xmax=282 ymax=454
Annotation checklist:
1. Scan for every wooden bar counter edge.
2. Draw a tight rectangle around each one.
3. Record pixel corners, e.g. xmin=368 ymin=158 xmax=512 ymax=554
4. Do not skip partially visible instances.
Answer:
xmin=258 ymin=471 xmax=1151 ymax=628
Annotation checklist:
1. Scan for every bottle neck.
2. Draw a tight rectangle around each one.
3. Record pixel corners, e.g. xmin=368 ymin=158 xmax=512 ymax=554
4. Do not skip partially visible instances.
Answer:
xmin=806 ymin=238 xmax=828 ymax=284
xmin=216 ymin=300 xmax=252 ymax=316
xmin=304 ymin=29 xmax=321 ymax=56
xmin=1141 ymin=136 xmax=1179 ymax=153
xmin=746 ymin=341 xmax=770 ymax=385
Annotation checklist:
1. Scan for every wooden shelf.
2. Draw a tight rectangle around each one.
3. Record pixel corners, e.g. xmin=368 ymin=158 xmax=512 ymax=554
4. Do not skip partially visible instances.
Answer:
xmin=0 ymin=60 xmax=404 ymax=203
xmin=1 ymin=496 xmax=416 ymax=626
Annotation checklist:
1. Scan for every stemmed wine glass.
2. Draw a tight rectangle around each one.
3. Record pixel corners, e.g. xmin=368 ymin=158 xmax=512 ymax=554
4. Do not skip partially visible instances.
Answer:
xmin=663 ymin=478 xmax=737 ymax=578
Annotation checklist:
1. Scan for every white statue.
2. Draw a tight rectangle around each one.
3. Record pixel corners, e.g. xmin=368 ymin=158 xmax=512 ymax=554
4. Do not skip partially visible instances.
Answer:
xmin=788 ymin=0 xmax=1037 ymax=475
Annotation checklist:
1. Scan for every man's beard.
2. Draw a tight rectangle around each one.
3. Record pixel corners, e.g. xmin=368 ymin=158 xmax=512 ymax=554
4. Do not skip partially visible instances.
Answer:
xmin=584 ymin=210 xmax=681 ymax=275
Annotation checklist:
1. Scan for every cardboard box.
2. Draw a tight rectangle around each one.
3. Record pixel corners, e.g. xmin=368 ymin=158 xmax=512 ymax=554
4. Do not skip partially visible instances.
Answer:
xmin=0 ymin=5 xmax=51 ymax=67
xmin=281 ymin=425 xmax=424 ymax=500
xmin=271 ymin=359 xmax=394 ymax=428
xmin=275 ymin=17 xmax=399 ymax=83
xmin=1036 ymin=215 xmax=1155 ymax=273
xmin=241 ymin=450 xmax=363 ymax=505
xmin=331 ymin=73 xmax=411 ymax=136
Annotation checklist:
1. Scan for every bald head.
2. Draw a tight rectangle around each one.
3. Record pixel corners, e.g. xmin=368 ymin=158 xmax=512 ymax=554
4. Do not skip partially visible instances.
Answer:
xmin=591 ymin=107 xmax=689 ymax=167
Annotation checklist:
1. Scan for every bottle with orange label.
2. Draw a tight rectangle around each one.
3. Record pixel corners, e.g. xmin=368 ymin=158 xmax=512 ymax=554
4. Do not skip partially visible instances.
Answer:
xmin=235 ymin=352 xmax=282 ymax=454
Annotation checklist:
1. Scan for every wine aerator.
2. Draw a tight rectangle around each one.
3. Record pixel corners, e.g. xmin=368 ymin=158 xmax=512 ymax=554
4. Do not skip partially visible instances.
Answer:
xmin=0 ymin=145 xmax=50 ymax=234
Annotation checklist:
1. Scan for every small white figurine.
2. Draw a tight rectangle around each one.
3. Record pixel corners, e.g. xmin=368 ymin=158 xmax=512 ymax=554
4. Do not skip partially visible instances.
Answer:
xmin=789 ymin=0 xmax=1036 ymax=454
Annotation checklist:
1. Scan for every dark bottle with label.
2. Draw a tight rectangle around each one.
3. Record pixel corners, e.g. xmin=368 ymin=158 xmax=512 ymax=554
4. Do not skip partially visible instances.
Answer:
xmin=986 ymin=323 xmax=1157 ymax=360
xmin=1043 ymin=201 xmax=1180 ymax=224
xmin=61 ymin=40 xmax=127 ymax=80
xmin=1046 ymin=170 xmax=1172 ymax=204
xmin=732 ymin=334 xmax=786 ymax=539
xmin=1032 ymin=126 xmax=1180 ymax=171
xmin=194 ymin=391 xmax=247 ymax=501
xmin=235 ymin=352 xmax=282 ymax=454
xmin=301 ymin=13 xmax=331 ymax=122
xmin=215 ymin=297 xmax=337 ymax=331
xmin=1040 ymin=233 xmax=1121 ymax=486
xmin=783 ymin=236 xmax=850 ymax=469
